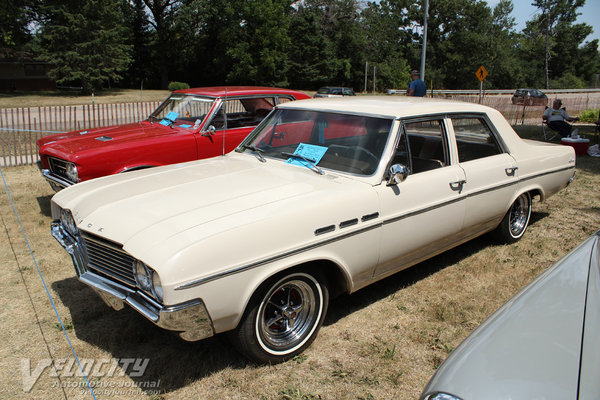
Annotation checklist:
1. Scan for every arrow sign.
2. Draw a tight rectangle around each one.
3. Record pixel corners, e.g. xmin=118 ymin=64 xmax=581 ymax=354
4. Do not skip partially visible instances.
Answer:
xmin=476 ymin=65 xmax=488 ymax=82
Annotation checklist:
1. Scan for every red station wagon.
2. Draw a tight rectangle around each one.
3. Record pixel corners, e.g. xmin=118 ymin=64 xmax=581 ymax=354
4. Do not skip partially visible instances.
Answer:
xmin=37 ymin=86 xmax=310 ymax=191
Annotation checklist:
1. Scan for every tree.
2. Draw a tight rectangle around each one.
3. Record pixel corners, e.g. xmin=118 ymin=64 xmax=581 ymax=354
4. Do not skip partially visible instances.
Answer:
xmin=122 ymin=0 xmax=154 ymax=89
xmin=38 ymin=0 xmax=132 ymax=93
xmin=529 ymin=0 xmax=586 ymax=89
xmin=225 ymin=0 xmax=294 ymax=86
xmin=288 ymin=2 xmax=337 ymax=89
xmin=360 ymin=0 xmax=414 ymax=91
xmin=142 ymin=0 xmax=181 ymax=88
xmin=0 ymin=0 xmax=38 ymax=48
xmin=288 ymin=0 xmax=367 ymax=90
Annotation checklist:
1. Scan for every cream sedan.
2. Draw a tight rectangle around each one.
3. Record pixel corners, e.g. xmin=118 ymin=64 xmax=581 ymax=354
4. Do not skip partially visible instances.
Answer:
xmin=50 ymin=97 xmax=575 ymax=363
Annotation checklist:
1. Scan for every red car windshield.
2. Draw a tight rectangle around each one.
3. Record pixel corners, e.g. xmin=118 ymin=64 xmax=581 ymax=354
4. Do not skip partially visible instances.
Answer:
xmin=149 ymin=94 xmax=217 ymax=128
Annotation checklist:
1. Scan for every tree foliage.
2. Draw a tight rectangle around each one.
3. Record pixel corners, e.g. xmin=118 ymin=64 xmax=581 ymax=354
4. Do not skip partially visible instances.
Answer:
xmin=36 ymin=0 xmax=131 ymax=93
xmin=5 ymin=0 xmax=599 ymax=92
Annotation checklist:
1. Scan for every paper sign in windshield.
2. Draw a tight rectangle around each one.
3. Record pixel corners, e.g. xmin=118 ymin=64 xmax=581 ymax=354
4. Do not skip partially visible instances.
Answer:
xmin=160 ymin=111 xmax=179 ymax=126
xmin=286 ymin=143 xmax=328 ymax=168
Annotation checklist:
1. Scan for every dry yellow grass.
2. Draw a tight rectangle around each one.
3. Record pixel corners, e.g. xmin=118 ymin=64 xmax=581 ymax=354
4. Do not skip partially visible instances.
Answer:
xmin=1 ymin=155 xmax=599 ymax=400
xmin=0 ymin=89 xmax=170 ymax=109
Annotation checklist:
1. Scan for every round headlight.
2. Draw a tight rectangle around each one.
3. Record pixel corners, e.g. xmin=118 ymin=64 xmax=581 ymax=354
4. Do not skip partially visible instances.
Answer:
xmin=152 ymin=272 xmax=163 ymax=302
xmin=60 ymin=209 xmax=78 ymax=236
xmin=65 ymin=163 xmax=79 ymax=183
xmin=133 ymin=261 xmax=152 ymax=292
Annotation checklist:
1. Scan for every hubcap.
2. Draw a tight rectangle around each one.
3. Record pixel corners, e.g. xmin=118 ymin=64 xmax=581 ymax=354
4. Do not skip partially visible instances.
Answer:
xmin=509 ymin=194 xmax=530 ymax=237
xmin=258 ymin=277 xmax=320 ymax=352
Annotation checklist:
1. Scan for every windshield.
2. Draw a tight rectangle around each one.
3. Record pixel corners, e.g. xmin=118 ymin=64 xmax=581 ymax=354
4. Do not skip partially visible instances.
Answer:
xmin=149 ymin=94 xmax=217 ymax=129
xmin=239 ymin=109 xmax=393 ymax=176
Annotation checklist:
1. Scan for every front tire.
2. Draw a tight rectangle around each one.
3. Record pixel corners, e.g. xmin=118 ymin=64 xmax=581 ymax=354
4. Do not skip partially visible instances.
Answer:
xmin=493 ymin=192 xmax=532 ymax=243
xmin=230 ymin=270 xmax=329 ymax=363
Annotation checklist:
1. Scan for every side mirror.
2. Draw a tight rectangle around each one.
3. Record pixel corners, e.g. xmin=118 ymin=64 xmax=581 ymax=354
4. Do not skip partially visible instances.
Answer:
xmin=387 ymin=163 xmax=409 ymax=186
xmin=202 ymin=125 xmax=216 ymax=137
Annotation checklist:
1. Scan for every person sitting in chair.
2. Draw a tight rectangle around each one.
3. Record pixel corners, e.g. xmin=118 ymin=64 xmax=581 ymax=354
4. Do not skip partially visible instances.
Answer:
xmin=543 ymin=99 xmax=579 ymax=138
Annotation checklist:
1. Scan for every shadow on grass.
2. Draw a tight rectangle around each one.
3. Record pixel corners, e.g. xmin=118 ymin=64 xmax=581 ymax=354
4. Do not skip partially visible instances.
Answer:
xmin=37 ymin=195 xmax=52 ymax=217
xmin=575 ymin=155 xmax=600 ymax=175
xmin=325 ymin=235 xmax=488 ymax=326
xmin=51 ymin=278 xmax=245 ymax=395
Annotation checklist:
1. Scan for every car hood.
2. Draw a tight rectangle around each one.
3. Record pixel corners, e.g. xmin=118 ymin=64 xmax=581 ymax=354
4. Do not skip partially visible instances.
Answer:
xmin=52 ymin=153 xmax=378 ymax=276
xmin=421 ymin=232 xmax=600 ymax=400
xmin=38 ymin=121 xmax=177 ymax=159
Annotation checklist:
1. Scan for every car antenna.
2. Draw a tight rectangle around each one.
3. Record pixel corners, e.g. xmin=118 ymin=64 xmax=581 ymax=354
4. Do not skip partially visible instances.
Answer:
xmin=223 ymin=88 xmax=227 ymax=156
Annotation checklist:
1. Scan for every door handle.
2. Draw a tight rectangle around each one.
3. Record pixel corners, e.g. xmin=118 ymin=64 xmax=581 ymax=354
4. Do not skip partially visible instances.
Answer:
xmin=505 ymin=167 xmax=518 ymax=176
xmin=449 ymin=179 xmax=467 ymax=193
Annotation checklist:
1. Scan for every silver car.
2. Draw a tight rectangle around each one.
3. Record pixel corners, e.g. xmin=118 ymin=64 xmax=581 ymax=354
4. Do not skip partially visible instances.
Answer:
xmin=421 ymin=230 xmax=600 ymax=400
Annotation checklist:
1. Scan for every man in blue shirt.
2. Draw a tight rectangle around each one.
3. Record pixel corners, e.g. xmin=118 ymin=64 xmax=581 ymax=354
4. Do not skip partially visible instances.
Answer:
xmin=407 ymin=70 xmax=426 ymax=97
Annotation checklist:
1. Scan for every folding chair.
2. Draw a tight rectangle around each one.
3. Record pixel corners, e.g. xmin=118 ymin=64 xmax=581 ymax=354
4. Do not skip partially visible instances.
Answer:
xmin=541 ymin=106 xmax=568 ymax=141
xmin=541 ymin=107 xmax=558 ymax=141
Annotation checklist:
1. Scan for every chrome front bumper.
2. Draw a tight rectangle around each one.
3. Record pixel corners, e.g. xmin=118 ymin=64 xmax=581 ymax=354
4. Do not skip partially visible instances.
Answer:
xmin=40 ymin=167 xmax=72 ymax=191
xmin=51 ymin=221 xmax=214 ymax=341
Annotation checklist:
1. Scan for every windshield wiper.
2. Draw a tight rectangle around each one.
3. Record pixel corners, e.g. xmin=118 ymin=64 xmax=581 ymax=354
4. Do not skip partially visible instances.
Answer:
xmin=244 ymin=144 xmax=266 ymax=162
xmin=282 ymin=152 xmax=324 ymax=175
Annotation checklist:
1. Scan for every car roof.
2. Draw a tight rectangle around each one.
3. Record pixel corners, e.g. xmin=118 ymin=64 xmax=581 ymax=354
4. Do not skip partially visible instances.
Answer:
xmin=173 ymin=86 xmax=307 ymax=97
xmin=277 ymin=96 xmax=495 ymax=119
xmin=319 ymin=86 xmax=352 ymax=90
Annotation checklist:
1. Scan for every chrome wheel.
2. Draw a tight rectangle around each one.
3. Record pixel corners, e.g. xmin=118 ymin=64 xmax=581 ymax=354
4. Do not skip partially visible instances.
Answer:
xmin=230 ymin=270 xmax=328 ymax=363
xmin=256 ymin=273 xmax=324 ymax=355
xmin=508 ymin=193 xmax=531 ymax=238
xmin=493 ymin=192 xmax=532 ymax=243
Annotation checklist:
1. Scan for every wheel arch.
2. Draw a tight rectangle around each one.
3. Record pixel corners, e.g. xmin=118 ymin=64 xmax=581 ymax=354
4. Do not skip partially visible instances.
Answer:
xmin=231 ymin=258 xmax=351 ymax=331
xmin=517 ymin=186 xmax=544 ymax=203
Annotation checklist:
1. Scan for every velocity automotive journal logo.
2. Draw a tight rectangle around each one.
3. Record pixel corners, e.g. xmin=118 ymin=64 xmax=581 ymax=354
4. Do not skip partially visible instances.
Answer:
xmin=21 ymin=358 xmax=153 ymax=392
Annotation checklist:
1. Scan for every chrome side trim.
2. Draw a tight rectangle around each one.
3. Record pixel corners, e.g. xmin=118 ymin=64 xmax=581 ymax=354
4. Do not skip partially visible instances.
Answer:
xmin=177 ymin=165 xmax=574 ymax=290
xmin=175 ymin=222 xmax=384 ymax=290
xmin=519 ymin=165 xmax=575 ymax=182
xmin=383 ymin=196 xmax=465 ymax=226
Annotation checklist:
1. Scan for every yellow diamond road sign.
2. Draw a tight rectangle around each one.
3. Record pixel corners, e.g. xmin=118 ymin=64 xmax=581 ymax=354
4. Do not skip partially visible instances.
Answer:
xmin=476 ymin=65 xmax=488 ymax=82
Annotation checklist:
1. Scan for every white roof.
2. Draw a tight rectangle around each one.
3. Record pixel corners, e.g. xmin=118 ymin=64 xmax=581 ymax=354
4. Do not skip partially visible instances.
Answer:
xmin=278 ymin=96 xmax=495 ymax=119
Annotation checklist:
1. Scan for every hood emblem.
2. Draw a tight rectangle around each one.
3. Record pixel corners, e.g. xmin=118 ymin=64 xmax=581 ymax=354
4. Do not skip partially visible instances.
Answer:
xmin=95 ymin=136 xmax=113 ymax=142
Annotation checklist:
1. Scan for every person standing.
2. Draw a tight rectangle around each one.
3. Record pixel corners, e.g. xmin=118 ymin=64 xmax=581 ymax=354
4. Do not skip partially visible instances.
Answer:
xmin=407 ymin=70 xmax=426 ymax=97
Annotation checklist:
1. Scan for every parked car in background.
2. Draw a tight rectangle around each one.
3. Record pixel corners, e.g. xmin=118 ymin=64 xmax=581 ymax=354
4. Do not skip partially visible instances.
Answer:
xmin=313 ymin=86 xmax=356 ymax=98
xmin=386 ymin=89 xmax=404 ymax=95
xmin=37 ymin=86 xmax=310 ymax=191
xmin=421 ymin=230 xmax=600 ymax=400
xmin=511 ymin=88 xmax=548 ymax=106
xmin=50 ymin=97 xmax=575 ymax=363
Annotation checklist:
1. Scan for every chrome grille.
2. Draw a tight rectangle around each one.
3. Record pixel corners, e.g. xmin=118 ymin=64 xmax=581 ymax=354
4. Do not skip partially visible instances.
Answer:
xmin=81 ymin=233 xmax=136 ymax=287
xmin=48 ymin=157 xmax=71 ymax=181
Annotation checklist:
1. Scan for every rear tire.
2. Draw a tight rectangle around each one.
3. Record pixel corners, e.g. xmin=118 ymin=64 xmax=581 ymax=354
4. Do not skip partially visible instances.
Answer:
xmin=493 ymin=192 xmax=532 ymax=243
xmin=230 ymin=270 xmax=329 ymax=363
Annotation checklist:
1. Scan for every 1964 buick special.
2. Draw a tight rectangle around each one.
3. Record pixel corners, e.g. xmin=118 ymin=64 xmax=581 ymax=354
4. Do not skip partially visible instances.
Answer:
xmin=50 ymin=97 xmax=575 ymax=362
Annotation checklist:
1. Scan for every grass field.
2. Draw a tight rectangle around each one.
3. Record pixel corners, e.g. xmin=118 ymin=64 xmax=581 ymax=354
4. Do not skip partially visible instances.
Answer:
xmin=1 ymin=150 xmax=599 ymax=399
xmin=0 ymin=89 xmax=171 ymax=108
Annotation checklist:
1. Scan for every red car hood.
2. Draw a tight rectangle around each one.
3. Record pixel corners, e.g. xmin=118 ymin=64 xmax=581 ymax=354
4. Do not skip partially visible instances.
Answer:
xmin=37 ymin=121 xmax=177 ymax=159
